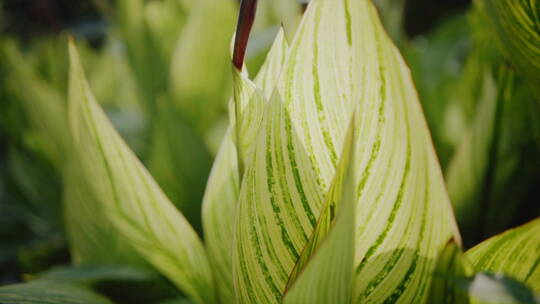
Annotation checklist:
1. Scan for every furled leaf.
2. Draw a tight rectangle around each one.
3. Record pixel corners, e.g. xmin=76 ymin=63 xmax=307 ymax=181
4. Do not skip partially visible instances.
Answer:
xmin=428 ymin=239 xmax=474 ymax=303
xmin=232 ymin=70 xmax=265 ymax=172
xmin=479 ymin=0 xmax=540 ymax=97
xmin=466 ymin=218 xmax=540 ymax=294
xmin=201 ymin=29 xmax=289 ymax=303
xmin=232 ymin=0 xmax=460 ymax=303
xmin=282 ymin=117 xmax=357 ymax=304
xmin=233 ymin=29 xmax=289 ymax=171
xmin=0 ymin=280 xmax=113 ymax=304
xmin=67 ymin=41 xmax=215 ymax=304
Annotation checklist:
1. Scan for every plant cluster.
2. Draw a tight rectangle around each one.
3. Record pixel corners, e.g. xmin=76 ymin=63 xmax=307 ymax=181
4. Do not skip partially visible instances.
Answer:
xmin=0 ymin=0 xmax=539 ymax=303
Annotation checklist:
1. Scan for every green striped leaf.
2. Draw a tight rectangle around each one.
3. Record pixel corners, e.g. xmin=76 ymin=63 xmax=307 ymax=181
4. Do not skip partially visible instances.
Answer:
xmin=480 ymin=0 xmax=540 ymax=97
xmin=64 ymin=157 xmax=146 ymax=266
xmin=232 ymin=0 xmax=460 ymax=303
xmin=233 ymin=29 xmax=289 ymax=171
xmin=428 ymin=238 xmax=540 ymax=304
xmin=0 ymin=281 xmax=113 ymax=304
xmin=282 ymin=117 xmax=357 ymax=304
xmin=201 ymin=29 xmax=289 ymax=303
xmin=466 ymin=218 xmax=540 ymax=294
xmin=67 ymin=41 xmax=215 ymax=304
xmin=232 ymin=69 xmax=266 ymax=171
xmin=349 ymin=5 xmax=460 ymax=302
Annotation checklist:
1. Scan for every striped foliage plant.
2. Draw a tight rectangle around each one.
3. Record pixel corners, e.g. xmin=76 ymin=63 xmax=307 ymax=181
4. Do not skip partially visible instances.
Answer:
xmin=1 ymin=0 xmax=538 ymax=303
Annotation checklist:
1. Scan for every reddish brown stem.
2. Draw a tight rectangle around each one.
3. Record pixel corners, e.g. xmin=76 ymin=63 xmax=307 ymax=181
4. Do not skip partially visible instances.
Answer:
xmin=232 ymin=0 xmax=258 ymax=70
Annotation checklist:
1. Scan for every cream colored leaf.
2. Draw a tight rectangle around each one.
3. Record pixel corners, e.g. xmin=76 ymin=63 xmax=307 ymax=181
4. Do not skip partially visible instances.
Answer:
xmin=232 ymin=0 xmax=460 ymax=303
xmin=202 ymin=28 xmax=290 ymax=303
xmin=68 ymin=41 xmax=216 ymax=304
xmin=283 ymin=116 xmax=358 ymax=304
xmin=466 ymin=218 xmax=540 ymax=294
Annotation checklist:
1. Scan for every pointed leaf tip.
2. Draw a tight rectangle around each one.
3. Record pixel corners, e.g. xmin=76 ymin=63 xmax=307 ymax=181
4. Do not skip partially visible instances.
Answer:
xmin=233 ymin=0 xmax=258 ymax=70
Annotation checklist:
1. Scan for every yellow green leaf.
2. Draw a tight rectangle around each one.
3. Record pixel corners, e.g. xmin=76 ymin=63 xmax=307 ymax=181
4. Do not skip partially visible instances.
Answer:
xmin=466 ymin=218 xmax=540 ymax=294
xmin=68 ymin=40 xmax=215 ymax=304
xmin=282 ymin=116 xmax=358 ymax=304
xmin=201 ymin=29 xmax=290 ymax=303
xmin=232 ymin=0 xmax=460 ymax=303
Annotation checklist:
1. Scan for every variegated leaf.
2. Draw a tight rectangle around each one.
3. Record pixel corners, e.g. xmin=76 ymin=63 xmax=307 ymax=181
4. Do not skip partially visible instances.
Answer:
xmin=428 ymin=236 xmax=540 ymax=304
xmin=232 ymin=0 xmax=460 ymax=303
xmin=64 ymin=157 xmax=146 ymax=266
xmin=68 ymin=41 xmax=215 ymax=304
xmin=282 ymin=116 xmax=357 ymax=304
xmin=466 ymin=218 xmax=540 ymax=294
xmin=350 ymin=5 xmax=460 ymax=300
xmin=233 ymin=29 xmax=289 ymax=171
xmin=202 ymin=29 xmax=289 ymax=303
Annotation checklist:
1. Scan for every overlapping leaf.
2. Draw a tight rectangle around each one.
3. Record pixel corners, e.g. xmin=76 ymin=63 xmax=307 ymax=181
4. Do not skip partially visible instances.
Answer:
xmin=435 ymin=222 xmax=540 ymax=303
xmin=67 ymin=41 xmax=215 ymax=304
xmin=282 ymin=117 xmax=358 ymax=304
xmin=232 ymin=0 xmax=460 ymax=303
xmin=466 ymin=218 xmax=540 ymax=294
xmin=201 ymin=29 xmax=289 ymax=303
